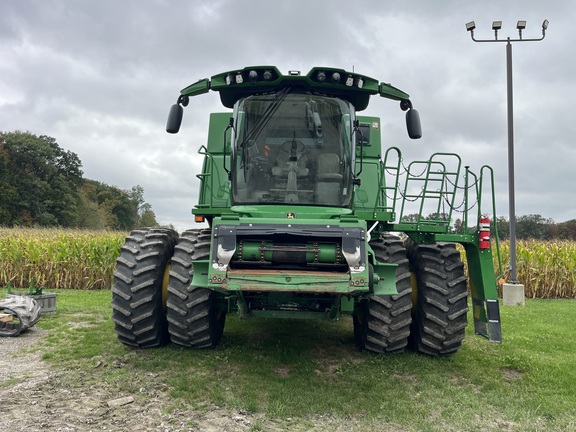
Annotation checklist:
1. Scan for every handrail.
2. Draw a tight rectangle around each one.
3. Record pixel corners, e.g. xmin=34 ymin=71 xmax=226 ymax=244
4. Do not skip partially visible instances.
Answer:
xmin=479 ymin=165 xmax=504 ymax=280
xmin=196 ymin=145 xmax=214 ymax=208
xmin=397 ymin=152 xmax=461 ymax=231
xmin=376 ymin=147 xmax=402 ymax=215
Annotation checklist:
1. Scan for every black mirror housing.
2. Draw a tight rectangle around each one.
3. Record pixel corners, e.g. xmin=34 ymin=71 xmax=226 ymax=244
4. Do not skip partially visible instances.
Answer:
xmin=166 ymin=104 xmax=183 ymax=134
xmin=406 ymin=109 xmax=422 ymax=139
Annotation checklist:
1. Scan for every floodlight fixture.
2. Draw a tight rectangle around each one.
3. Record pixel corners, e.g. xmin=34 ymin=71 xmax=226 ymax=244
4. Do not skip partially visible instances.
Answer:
xmin=516 ymin=20 xmax=526 ymax=39
xmin=542 ymin=19 xmax=549 ymax=30
xmin=492 ymin=21 xmax=502 ymax=31
xmin=466 ymin=21 xmax=476 ymax=32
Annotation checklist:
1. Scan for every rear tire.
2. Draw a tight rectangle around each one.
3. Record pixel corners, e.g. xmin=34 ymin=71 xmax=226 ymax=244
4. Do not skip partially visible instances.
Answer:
xmin=167 ymin=229 xmax=226 ymax=348
xmin=111 ymin=228 xmax=178 ymax=348
xmin=406 ymin=241 xmax=469 ymax=356
xmin=354 ymin=235 xmax=412 ymax=353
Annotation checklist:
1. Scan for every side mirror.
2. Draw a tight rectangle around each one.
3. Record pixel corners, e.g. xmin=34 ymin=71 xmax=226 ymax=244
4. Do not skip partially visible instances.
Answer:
xmin=166 ymin=104 xmax=183 ymax=134
xmin=406 ymin=109 xmax=422 ymax=139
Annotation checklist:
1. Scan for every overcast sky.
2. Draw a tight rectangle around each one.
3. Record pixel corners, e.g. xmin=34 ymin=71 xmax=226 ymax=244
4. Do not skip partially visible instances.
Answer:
xmin=1 ymin=0 xmax=574 ymax=231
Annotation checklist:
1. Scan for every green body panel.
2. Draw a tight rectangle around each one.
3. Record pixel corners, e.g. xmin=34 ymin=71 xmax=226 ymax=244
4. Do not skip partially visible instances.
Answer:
xmin=224 ymin=270 xmax=352 ymax=291
xmin=354 ymin=116 xmax=396 ymax=222
xmin=230 ymin=205 xmax=352 ymax=219
xmin=180 ymin=78 xmax=210 ymax=98
xmin=195 ymin=113 xmax=232 ymax=215
xmin=464 ymin=242 xmax=502 ymax=343
xmin=371 ymin=260 xmax=399 ymax=296
xmin=191 ymin=260 xmax=209 ymax=287
xmin=355 ymin=116 xmax=383 ymax=158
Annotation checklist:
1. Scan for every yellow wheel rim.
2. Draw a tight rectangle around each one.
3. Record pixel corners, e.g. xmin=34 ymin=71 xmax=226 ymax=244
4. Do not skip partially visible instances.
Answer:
xmin=410 ymin=271 xmax=418 ymax=313
xmin=162 ymin=261 xmax=171 ymax=311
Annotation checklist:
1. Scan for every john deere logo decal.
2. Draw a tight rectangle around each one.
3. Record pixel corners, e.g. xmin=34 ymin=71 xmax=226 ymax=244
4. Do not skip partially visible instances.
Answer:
xmin=286 ymin=212 xmax=296 ymax=219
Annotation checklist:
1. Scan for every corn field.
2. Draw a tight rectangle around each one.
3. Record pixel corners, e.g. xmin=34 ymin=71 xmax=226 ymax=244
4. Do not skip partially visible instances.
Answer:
xmin=0 ymin=228 xmax=126 ymax=290
xmin=1 ymin=228 xmax=575 ymax=298
xmin=496 ymin=240 xmax=576 ymax=299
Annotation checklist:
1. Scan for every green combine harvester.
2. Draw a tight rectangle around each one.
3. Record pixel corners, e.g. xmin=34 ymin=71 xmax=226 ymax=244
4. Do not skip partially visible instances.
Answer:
xmin=112 ymin=66 xmax=503 ymax=355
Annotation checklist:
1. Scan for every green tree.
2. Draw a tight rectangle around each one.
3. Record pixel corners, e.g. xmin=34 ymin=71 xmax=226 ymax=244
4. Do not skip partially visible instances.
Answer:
xmin=494 ymin=216 xmax=509 ymax=240
xmin=547 ymin=219 xmax=576 ymax=240
xmin=453 ymin=218 xmax=464 ymax=234
xmin=426 ymin=212 xmax=450 ymax=222
xmin=77 ymin=179 xmax=156 ymax=230
xmin=138 ymin=206 xmax=158 ymax=227
xmin=76 ymin=190 xmax=104 ymax=229
xmin=1 ymin=131 xmax=160 ymax=229
xmin=1 ymin=131 xmax=83 ymax=226
xmin=0 ymin=135 xmax=19 ymax=224
xmin=400 ymin=213 xmax=420 ymax=223
xmin=516 ymin=214 xmax=553 ymax=240
xmin=91 ymin=181 xmax=136 ymax=230
xmin=128 ymin=185 xmax=158 ymax=228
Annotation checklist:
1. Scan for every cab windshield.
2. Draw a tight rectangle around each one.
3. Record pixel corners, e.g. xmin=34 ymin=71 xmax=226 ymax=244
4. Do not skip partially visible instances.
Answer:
xmin=232 ymin=92 xmax=355 ymax=206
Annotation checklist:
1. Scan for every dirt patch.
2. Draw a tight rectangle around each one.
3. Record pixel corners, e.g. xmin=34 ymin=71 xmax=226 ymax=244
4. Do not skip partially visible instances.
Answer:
xmin=0 ymin=330 xmax=265 ymax=431
xmin=274 ymin=365 xmax=292 ymax=377
xmin=0 ymin=326 xmax=403 ymax=432
xmin=501 ymin=367 xmax=525 ymax=381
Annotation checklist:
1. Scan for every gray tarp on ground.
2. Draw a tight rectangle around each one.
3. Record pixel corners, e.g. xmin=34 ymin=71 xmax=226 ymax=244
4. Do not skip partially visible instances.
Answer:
xmin=0 ymin=296 xmax=41 ymax=337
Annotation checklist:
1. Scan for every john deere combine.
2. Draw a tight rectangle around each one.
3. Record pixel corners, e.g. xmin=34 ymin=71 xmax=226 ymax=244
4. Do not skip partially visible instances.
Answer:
xmin=112 ymin=66 xmax=502 ymax=355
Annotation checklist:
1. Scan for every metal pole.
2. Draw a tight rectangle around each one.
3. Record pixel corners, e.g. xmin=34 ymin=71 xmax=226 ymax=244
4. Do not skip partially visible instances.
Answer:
xmin=467 ymin=21 xmax=548 ymax=284
xmin=506 ymin=39 xmax=518 ymax=283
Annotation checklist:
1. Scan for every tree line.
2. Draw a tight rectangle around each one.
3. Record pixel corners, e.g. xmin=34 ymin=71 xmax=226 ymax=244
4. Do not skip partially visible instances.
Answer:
xmin=454 ymin=214 xmax=576 ymax=240
xmin=490 ymin=215 xmax=576 ymax=241
xmin=0 ymin=131 xmax=157 ymax=230
xmin=404 ymin=213 xmax=576 ymax=241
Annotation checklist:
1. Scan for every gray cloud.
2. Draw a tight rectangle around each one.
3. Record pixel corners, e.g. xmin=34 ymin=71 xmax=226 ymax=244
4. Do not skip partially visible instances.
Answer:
xmin=1 ymin=0 xmax=573 ymax=230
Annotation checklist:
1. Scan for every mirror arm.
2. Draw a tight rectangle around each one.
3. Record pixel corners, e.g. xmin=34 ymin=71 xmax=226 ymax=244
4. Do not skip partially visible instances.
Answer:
xmin=178 ymin=95 xmax=190 ymax=107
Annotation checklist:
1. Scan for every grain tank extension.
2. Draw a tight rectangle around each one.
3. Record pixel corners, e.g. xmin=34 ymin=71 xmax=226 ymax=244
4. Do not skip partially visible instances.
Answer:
xmin=112 ymin=66 xmax=502 ymax=355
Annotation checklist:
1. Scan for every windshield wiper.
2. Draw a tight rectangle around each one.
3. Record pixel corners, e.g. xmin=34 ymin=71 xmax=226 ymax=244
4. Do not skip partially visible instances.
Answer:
xmin=239 ymin=86 xmax=291 ymax=150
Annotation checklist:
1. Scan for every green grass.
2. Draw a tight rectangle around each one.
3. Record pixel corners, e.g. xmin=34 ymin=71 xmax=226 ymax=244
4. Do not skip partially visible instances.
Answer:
xmin=4 ymin=288 xmax=576 ymax=431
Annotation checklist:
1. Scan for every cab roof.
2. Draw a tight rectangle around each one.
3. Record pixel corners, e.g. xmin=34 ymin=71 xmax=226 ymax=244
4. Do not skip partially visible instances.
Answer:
xmin=179 ymin=66 xmax=411 ymax=111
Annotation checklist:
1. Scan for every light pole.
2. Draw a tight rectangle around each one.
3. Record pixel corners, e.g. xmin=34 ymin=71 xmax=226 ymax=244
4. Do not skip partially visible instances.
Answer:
xmin=466 ymin=19 xmax=549 ymax=285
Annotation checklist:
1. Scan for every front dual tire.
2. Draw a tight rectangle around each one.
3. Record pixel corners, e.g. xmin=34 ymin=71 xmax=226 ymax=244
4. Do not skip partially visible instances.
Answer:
xmin=354 ymin=235 xmax=469 ymax=356
xmin=166 ymin=229 xmax=226 ymax=348
xmin=111 ymin=228 xmax=225 ymax=349
xmin=353 ymin=235 xmax=412 ymax=353
xmin=111 ymin=228 xmax=178 ymax=348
